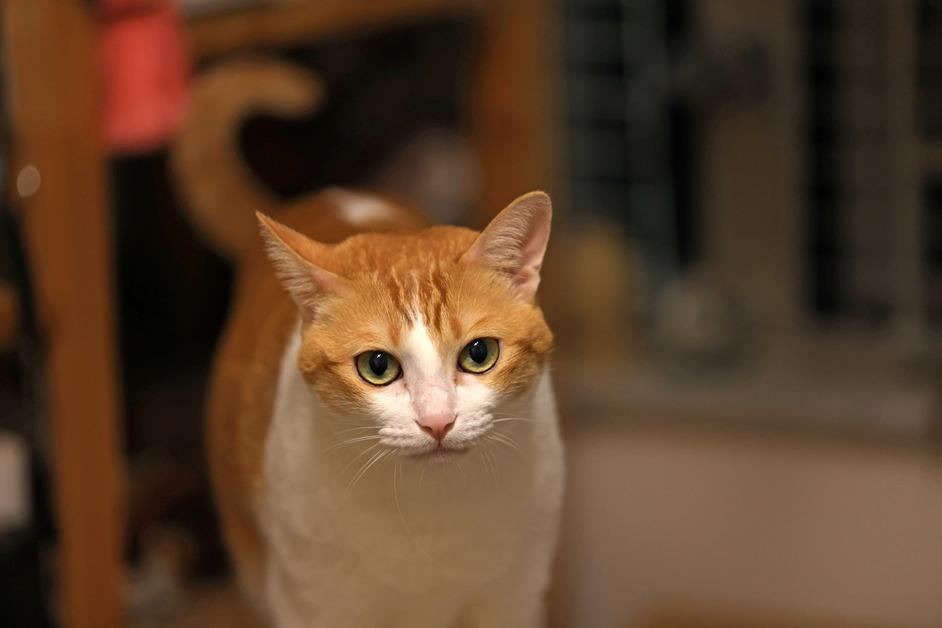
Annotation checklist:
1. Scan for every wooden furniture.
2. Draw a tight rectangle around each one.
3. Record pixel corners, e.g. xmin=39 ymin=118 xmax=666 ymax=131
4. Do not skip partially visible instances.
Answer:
xmin=1 ymin=2 xmax=125 ymax=628
xmin=0 ymin=1 xmax=559 ymax=627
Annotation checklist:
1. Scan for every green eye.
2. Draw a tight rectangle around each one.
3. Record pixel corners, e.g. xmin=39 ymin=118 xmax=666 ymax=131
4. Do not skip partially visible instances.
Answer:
xmin=458 ymin=338 xmax=500 ymax=374
xmin=355 ymin=351 xmax=401 ymax=386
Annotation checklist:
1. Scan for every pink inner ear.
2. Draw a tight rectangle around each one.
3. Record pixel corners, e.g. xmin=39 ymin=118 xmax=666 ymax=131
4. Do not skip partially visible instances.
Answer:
xmin=515 ymin=208 xmax=551 ymax=298
xmin=465 ymin=191 xmax=552 ymax=302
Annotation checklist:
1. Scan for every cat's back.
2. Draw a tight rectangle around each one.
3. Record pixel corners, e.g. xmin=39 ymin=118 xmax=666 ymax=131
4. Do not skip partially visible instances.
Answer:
xmin=205 ymin=189 xmax=425 ymax=593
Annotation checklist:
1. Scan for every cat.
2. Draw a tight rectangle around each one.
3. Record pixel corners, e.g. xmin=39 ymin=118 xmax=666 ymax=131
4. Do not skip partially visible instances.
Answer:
xmin=172 ymin=57 xmax=564 ymax=628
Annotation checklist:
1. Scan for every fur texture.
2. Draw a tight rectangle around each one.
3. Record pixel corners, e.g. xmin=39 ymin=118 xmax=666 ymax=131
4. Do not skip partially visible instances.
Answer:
xmin=173 ymin=58 xmax=564 ymax=628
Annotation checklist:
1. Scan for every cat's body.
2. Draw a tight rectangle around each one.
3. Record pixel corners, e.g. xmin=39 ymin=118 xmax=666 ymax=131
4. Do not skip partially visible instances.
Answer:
xmin=263 ymin=329 xmax=563 ymax=628
xmin=174 ymin=58 xmax=563 ymax=628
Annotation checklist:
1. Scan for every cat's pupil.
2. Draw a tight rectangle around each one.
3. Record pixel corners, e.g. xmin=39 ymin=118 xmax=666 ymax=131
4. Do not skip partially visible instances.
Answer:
xmin=368 ymin=352 xmax=388 ymax=375
xmin=468 ymin=340 xmax=488 ymax=364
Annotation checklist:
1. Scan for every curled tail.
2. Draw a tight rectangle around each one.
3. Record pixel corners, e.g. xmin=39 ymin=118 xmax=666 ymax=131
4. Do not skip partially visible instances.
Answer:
xmin=171 ymin=57 xmax=323 ymax=260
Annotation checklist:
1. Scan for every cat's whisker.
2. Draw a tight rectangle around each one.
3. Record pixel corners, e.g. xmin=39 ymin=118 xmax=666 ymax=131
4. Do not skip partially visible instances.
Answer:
xmin=418 ymin=457 xmax=429 ymax=486
xmin=393 ymin=460 xmax=439 ymax=565
xmin=478 ymin=448 xmax=496 ymax=479
xmin=453 ymin=456 xmax=467 ymax=478
xmin=333 ymin=425 xmax=380 ymax=435
xmin=476 ymin=453 xmax=487 ymax=478
xmin=393 ymin=459 xmax=403 ymax=516
xmin=324 ymin=434 xmax=383 ymax=453
xmin=348 ymin=449 xmax=389 ymax=492
xmin=340 ymin=442 xmax=381 ymax=474
xmin=486 ymin=449 xmax=498 ymax=476
xmin=491 ymin=417 xmax=534 ymax=425
xmin=487 ymin=432 xmax=526 ymax=459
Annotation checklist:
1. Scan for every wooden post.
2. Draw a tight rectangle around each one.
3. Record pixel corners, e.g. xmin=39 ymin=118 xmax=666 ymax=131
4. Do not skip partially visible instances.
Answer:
xmin=1 ymin=2 xmax=125 ymax=628
xmin=469 ymin=0 xmax=561 ymax=226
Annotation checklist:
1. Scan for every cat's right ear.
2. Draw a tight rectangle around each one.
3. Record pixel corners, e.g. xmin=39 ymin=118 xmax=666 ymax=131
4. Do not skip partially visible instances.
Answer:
xmin=461 ymin=191 xmax=552 ymax=302
xmin=256 ymin=212 xmax=350 ymax=319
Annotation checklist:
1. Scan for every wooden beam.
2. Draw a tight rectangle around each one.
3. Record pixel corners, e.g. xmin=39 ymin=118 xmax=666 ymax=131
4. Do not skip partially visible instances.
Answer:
xmin=1 ymin=2 xmax=125 ymax=628
xmin=469 ymin=0 xmax=561 ymax=226
xmin=186 ymin=0 xmax=482 ymax=59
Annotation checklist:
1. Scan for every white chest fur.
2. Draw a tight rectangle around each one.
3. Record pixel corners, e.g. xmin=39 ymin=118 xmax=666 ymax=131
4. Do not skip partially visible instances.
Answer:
xmin=259 ymin=332 xmax=564 ymax=628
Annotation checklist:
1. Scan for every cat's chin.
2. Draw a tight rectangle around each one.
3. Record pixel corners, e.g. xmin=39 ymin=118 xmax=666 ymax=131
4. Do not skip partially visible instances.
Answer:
xmin=405 ymin=446 xmax=469 ymax=462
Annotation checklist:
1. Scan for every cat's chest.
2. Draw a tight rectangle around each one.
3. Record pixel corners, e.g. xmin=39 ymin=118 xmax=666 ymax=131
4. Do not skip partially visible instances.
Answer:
xmin=264 ymin=431 xmax=537 ymax=585
xmin=261 ymin=355 xmax=539 ymax=586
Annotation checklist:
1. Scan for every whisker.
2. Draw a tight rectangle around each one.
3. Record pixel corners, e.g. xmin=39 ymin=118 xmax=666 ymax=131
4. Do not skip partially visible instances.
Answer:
xmin=348 ymin=449 xmax=388 ymax=492
xmin=491 ymin=417 xmax=534 ymax=425
xmin=419 ymin=457 xmax=429 ymax=486
xmin=333 ymin=426 xmax=380 ymax=435
xmin=478 ymin=448 xmax=496 ymax=479
xmin=324 ymin=434 xmax=383 ymax=452
xmin=487 ymin=432 xmax=525 ymax=458
xmin=393 ymin=459 xmax=402 ymax=515
xmin=393 ymin=459 xmax=437 ymax=564
xmin=485 ymin=449 xmax=498 ymax=476
xmin=341 ymin=442 xmax=381 ymax=474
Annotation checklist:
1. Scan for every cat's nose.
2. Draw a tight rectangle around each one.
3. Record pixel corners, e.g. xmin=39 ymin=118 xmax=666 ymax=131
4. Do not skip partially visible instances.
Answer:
xmin=416 ymin=414 xmax=455 ymax=443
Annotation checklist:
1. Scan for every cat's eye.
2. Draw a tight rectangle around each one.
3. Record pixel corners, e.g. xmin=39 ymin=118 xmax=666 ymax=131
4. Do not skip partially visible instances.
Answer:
xmin=355 ymin=351 xmax=401 ymax=386
xmin=458 ymin=338 xmax=500 ymax=374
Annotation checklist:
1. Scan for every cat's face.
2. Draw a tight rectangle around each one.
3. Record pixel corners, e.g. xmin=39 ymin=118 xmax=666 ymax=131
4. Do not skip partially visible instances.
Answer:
xmin=260 ymin=192 xmax=553 ymax=457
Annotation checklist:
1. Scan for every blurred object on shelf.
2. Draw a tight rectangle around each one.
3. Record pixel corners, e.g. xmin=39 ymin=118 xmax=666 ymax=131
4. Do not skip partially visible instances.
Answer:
xmin=127 ymin=526 xmax=196 ymax=628
xmin=543 ymin=223 xmax=639 ymax=367
xmin=0 ymin=432 xmax=50 ymax=628
xmin=0 ymin=282 xmax=18 ymax=354
xmin=651 ymin=269 xmax=751 ymax=370
xmin=99 ymin=0 xmax=191 ymax=153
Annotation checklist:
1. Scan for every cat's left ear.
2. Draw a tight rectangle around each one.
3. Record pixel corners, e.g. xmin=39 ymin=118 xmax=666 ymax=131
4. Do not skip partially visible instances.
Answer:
xmin=256 ymin=212 xmax=351 ymax=319
xmin=462 ymin=191 xmax=552 ymax=302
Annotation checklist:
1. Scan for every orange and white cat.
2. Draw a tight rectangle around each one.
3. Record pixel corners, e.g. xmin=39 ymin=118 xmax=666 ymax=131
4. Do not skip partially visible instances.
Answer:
xmin=173 ymin=58 xmax=564 ymax=628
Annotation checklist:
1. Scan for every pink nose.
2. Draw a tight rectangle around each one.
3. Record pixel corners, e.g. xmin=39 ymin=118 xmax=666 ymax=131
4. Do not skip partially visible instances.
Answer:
xmin=416 ymin=414 xmax=455 ymax=443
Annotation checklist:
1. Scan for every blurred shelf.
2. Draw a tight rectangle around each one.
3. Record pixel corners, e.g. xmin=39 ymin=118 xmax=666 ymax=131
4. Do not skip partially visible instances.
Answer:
xmin=556 ymin=332 xmax=942 ymax=442
xmin=185 ymin=0 xmax=484 ymax=58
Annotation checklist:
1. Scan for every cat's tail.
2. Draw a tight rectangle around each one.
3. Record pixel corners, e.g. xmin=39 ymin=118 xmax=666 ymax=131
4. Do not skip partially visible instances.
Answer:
xmin=171 ymin=56 xmax=324 ymax=260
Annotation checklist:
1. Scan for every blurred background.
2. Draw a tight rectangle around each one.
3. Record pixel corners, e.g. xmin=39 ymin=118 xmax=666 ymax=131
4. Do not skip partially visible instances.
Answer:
xmin=1 ymin=0 xmax=941 ymax=627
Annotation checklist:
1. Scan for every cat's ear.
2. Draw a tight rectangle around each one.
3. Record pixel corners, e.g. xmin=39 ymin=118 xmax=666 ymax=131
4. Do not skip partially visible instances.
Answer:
xmin=462 ymin=191 xmax=552 ymax=302
xmin=256 ymin=212 xmax=350 ymax=318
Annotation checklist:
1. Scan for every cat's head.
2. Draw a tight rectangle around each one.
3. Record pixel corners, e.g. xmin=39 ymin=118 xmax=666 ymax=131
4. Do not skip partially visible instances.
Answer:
xmin=258 ymin=191 xmax=553 ymax=458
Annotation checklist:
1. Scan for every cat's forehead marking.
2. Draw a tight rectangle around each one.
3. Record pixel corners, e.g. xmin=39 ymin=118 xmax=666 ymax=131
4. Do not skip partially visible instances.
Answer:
xmin=403 ymin=316 xmax=443 ymax=377
xmin=379 ymin=265 xmax=453 ymax=336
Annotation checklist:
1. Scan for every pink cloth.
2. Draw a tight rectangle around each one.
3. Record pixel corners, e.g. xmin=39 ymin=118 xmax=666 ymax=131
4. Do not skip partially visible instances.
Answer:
xmin=99 ymin=0 xmax=190 ymax=153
